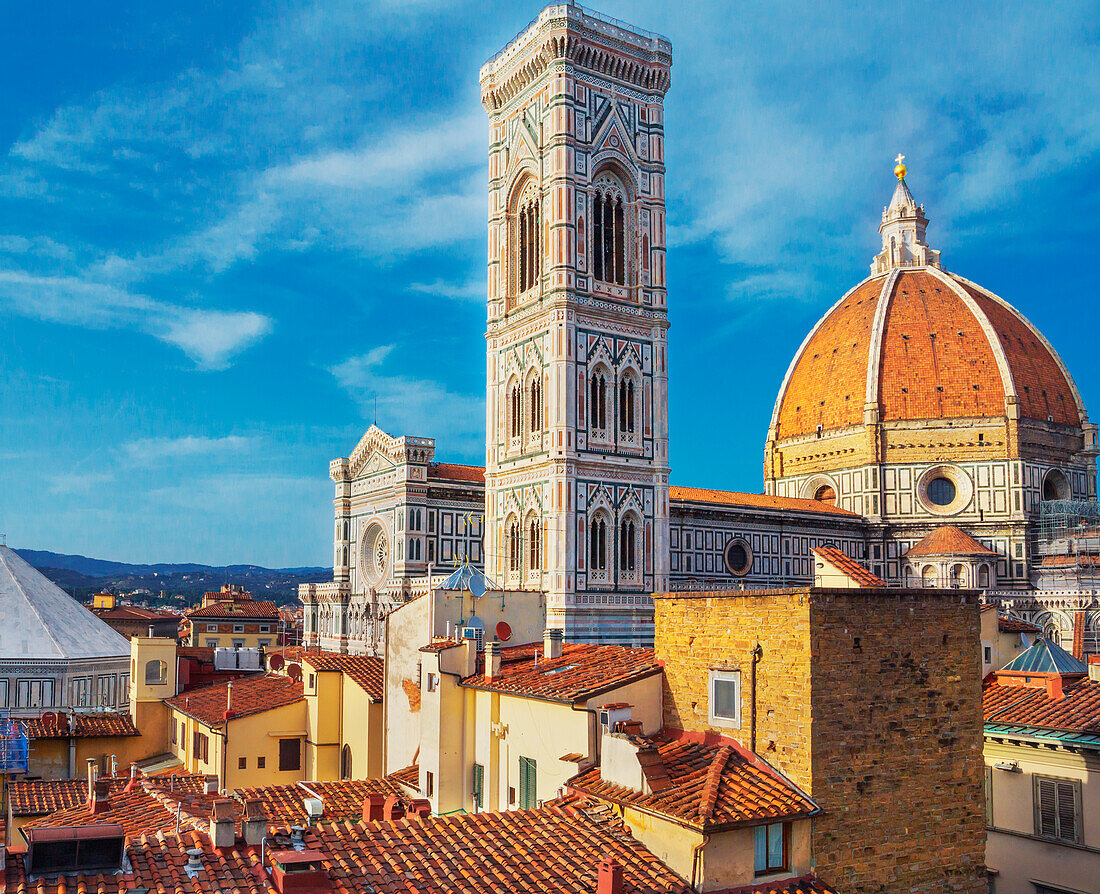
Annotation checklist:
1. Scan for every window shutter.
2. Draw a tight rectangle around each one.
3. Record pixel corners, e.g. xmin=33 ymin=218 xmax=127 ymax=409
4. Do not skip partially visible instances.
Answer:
xmin=472 ymin=763 xmax=484 ymax=810
xmin=1035 ymin=777 xmax=1057 ymax=837
xmin=1056 ymin=780 xmax=1078 ymax=843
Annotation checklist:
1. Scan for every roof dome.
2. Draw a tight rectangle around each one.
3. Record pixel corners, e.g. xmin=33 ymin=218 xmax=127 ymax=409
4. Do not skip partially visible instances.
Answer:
xmin=770 ymin=172 xmax=1086 ymax=442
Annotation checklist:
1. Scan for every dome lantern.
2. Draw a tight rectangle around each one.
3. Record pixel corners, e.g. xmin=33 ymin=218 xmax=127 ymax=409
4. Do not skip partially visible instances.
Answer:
xmin=871 ymin=155 xmax=941 ymax=274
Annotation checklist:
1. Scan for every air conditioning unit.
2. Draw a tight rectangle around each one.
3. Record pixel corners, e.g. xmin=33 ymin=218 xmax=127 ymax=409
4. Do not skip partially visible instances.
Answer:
xmin=303 ymin=797 xmax=323 ymax=821
xmin=460 ymin=625 xmax=484 ymax=651
xmin=599 ymin=704 xmax=632 ymax=734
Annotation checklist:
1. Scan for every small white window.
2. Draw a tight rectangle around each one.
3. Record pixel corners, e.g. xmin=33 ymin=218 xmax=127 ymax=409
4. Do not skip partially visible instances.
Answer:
xmin=709 ymin=669 xmax=741 ymax=729
xmin=426 ymin=673 xmax=439 ymax=693
xmin=259 ymin=625 xmax=270 ymax=633
xmin=205 ymin=639 xmax=219 ymax=648
xmin=982 ymin=645 xmax=992 ymax=665
xmin=206 ymin=624 xmax=218 ymax=632
xmin=233 ymin=624 xmax=244 ymax=633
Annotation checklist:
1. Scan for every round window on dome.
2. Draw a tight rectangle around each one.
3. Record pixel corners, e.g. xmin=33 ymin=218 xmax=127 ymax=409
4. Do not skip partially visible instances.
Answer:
xmin=814 ymin=485 xmax=837 ymax=506
xmin=926 ymin=477 xmax=956 ymax=507
xmin=723 ymin=539 xmax=752 ymax=576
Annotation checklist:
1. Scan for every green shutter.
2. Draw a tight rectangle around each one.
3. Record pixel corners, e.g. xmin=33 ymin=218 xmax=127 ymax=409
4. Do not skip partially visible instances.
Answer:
xmin=472 ymin=763 xmax=484 ymax=810
xmin=519 ymin=757 xmax=537 ymax=809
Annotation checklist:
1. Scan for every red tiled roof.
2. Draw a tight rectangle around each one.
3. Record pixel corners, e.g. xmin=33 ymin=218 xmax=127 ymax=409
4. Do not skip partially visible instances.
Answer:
xmin=8 ymin=780 xmax=113 ymax=817
xmin=1041 ymin=554 xmax=1100 ymax=567
xmin=983 ymin=676 xmax=1100 ymax=734
xmin=234 ymin=778 xmax=413 ymax=829
xmin=669 ymin=485 xmax=858 ymax=517
xmin=92 ymin=605 xmax=180 ymax=621
xmin=998 ymin=614 xmax=1041 ymax=633
xmin=904 ymin=525 xmax=998 ymax=558
xmin=23 ymin=789 xmax=181 ymax=840
xmin=568 ymin=733 xmax=817 ymax=831
xmin=186 ymin=599 xmax=281 ymax=619
xmin=22 ymin=712 xmax=139 ymax=739
xmin=812 ymin=546 xmax=886 ymax=587
xmin=714 ymin=876 xmax=840 ymax=894
xmin=177 ymin=645 xmax=216 ymax=662
xmin=389 ymin=763 xmax=420 ymax=791
xmin=427 ymin=462 xmax=485 ymax=483
xmin=165 ymin=673 xmax=303 ymax=726
xmin=6 ymin=802 xmax=693 ymax=894
xmin=303 ymin=653 xmax=384 ymax=701
xmin=461 ymin=642 xmax=661 ymax=703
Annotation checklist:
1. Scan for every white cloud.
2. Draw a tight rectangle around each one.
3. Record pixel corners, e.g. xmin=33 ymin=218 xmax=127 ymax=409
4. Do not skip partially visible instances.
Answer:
xmin=0 ymin=270 xmax=271 ymax=368
xmin=121 ymin=435 xmax=258 ymax=465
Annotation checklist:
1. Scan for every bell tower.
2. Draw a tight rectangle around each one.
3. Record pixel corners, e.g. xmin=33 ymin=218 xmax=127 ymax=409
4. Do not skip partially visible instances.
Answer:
xmin=480 ymin=5 xmax=672 ymax=644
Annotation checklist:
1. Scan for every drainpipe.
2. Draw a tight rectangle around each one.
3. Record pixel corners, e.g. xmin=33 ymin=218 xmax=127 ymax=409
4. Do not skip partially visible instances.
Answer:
xmin=569 ymin=702 xmax=600 ymax=770
xmin=750 ymin=642 xmax=763 ymax=753
xmin=690 ymin=834 xmax=710 ymax=892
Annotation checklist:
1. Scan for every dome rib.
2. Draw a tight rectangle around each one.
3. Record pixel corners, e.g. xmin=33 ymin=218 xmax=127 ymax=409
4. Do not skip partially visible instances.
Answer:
xmin=864 ymin=268 xmax=902 ymax=408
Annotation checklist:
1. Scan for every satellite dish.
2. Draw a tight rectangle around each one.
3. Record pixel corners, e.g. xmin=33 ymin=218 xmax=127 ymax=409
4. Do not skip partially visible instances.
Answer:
xmin=495 ymin=621 xmax=512 ymax=642
xmin=466 ymin=615 xmax=484 ymax=631
xmin=288 ymin=664 xmax=303 ymax=683
xmin=41 ymin=711 xmax=57 ymax=729
xmin=269 ymin=654 xmax=285 ymax=671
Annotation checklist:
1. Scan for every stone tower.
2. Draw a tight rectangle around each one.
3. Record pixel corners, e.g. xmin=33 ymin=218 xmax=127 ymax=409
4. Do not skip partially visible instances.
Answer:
xmin=480 ymin=5 xmax=672 ymax=644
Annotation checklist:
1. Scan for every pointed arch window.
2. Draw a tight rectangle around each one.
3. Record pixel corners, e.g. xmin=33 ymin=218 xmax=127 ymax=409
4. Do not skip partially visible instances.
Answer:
xmin=529 ymin=377 xmax=542 ymax=435
xmin=508 ymin=518 xmax=522 ymax=573
xmin=509 ymin=380 xmax=523 ymax=443
xmin=589 ymin=516 xmax=608 ymax=571
xmin=590 ymin=370 xmax=608 ymax=432
xmin=620 ymin=517 xmax=637 ymax=572
xmin=618 ymin=375 xmax=636 ymax=434
xmin=513 ymin=179 xmax=541 ymax=296
xmin=592 ymin=175 xmax=627 ymax=287
xmin=529 ymin=517 xmax=541 ymax=571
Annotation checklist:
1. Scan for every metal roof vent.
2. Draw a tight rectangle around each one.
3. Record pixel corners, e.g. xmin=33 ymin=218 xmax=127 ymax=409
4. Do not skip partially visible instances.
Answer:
xmin=184 ymin=847 xmax=204 ymax=877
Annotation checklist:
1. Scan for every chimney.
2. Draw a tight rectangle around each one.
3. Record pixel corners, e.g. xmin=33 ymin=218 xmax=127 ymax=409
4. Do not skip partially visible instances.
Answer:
xmin=382 ymin=795 xmax=406 ymax=821
xmin=91 ymin=777 xmax=112 ymax=814
xmin=204 ymin=775 xmax=219 ymax=795
xmin=86 ymin=758 xmax=97 ymax=805
xmin=209 ymin=798 xmax=236 ymax=848
xmin=123 ymin=762 xmax=139 ymax=793
xmin=597 ymin=857 xmax=623 ymax=894
xmin=362 ymin=793 xmax=386 ymax=823
xmin=543 ymin=628 xmax=563 ymax=661
xmin=484 ymin=641 xmax=502 ymax=678
xmin=1090 ymin=656 xmax=1100 ymax=683
xmin=243 ymin=799 xmax=268 ymax=846
xmin=1072 ymin=611 xmax=1085 ymax=661
xmin=1046 ymin=674 xmax=1067 ymax=701
xmin=223 ymin=681 xmax=235 ymax=721
xmin=148 ymin=625 xmax=155 ymax=638
xmin=407 ymin=798 xmax=432 ymax=819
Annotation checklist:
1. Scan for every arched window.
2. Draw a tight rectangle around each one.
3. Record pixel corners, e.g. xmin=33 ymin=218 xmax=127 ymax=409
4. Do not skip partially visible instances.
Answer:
xmin=1043 ymin=469 xmax=1070 ymax=502
xmin=590 ymin=516 xmax=608 ymax=571
xmin=590 ymin=370 xmax=608 ymax=432
xmin=950 ymin=564 xmax=966 ymax=588
xmin=529 ymin=517 xmax=541 ymax=571
xmin=618 ymin=375 xmax=636 ymax=434
xmin=509 ymin=380 xmax=523 ymax=442
xmin=508 ymin=518 xmax=521 ymax=573
xmin=513 ymin=179 xmax=540 ymax=296
xmin=529 ymin=377 xmax=542 ymax=435
xmin=341 ymin=745 xmax=352 ymax=780
xmin=921 ymin=565 xmax=937 ymax=588
xmin=145 ymin=659 xmax=167 ymax=686
xmin=592 ymin=175 xmax=627 ymax=286
xmin=620 ymin=517 xmax=637 ymax=571
xmin=977 ymin=564 xmax=990 ymax=588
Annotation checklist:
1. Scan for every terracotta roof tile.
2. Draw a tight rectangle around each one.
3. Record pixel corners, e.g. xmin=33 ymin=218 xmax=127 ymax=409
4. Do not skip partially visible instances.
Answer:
xmin=714 ymin=876 xmax=841 ymax=894
xmin=303 ymin=653 xmax=384 ymax=701
xmin=983 ymin=676 xmax=1100 ymax=734
xmin=669 ymin=486 xmax=858 ymax=516
xmin=569 ymin=733 xmax=818 ymax=831
xmin=234 ymin=777 xmax=414 ymax=828
xmin=8 ymin=780 xmax=109 ymax=817
xmin=91 ymin=605 xmax=180 ymax=621
xmin=165 ymin=673 xmax=303 ymax=726
xmin=812 ymin=546 xmax=886 ymax=587
xmin=998 ymin=614 xmax=1040 ymax=633
xmin=427 ymin=462 xmax=485 ymax=483
xmin=461 ymin=642 xmax=661 ymax=702
xmin=23 ymin=788 xmax=182 ymax=840
xmin=22 ymin=712 xmax=139 ymax=739
xmin=187 ymin=599 xmax=281 ymax=619
xmin=1041 ymin=554 xmax=1100 ymax=567
xmin=904 ymin=525 xmax=998 ymax=558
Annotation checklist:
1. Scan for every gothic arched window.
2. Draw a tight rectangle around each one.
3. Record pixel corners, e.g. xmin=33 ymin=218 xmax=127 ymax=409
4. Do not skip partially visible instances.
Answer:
xmin=529 ymin=376 xmax=542 ymax=435
xmin=620 ymin=517 xmax=637 ymax=571
xmin=513 ymin=179 xmax=540 ymax=297
xmin=528 ymin=517 xmax=541 ymax=571
xmin=509 ymin=380 xmax=523 ymax=442
xmin=508 ymin=518 xmax=521 ymax=573
xmin=618 ymin=375 xmax=636 ymax=434
xmin=592 ymin=174 xmax=627 ymax=286
xmin=590 ymin=370 xmax=608 ymax=432
xmin=590 ymin=516 xmax=608 ymax=571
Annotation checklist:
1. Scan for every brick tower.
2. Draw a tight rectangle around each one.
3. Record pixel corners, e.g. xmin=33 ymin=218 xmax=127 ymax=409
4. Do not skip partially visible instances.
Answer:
xmin=480 ymin=5 xmax=672 ymax=644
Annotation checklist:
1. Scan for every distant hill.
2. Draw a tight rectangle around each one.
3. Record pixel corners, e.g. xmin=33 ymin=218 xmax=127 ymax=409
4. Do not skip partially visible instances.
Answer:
xmin=14 ymin=549 xmax=330 ymax=607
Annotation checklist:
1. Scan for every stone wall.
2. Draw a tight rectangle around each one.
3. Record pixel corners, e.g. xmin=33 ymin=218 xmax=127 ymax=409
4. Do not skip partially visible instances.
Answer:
xmin=653 ymin=587 xmax=986 ymax=894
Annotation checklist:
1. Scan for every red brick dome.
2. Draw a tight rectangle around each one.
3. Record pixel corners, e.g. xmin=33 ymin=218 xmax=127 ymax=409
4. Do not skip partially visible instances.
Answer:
xmin=771 ymin=267 xmax=1085 ymax=440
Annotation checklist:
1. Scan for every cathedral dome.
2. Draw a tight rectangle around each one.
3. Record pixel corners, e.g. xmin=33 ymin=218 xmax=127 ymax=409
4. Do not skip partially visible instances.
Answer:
xmin=770 ymin=175 xmax=1086 ymax=443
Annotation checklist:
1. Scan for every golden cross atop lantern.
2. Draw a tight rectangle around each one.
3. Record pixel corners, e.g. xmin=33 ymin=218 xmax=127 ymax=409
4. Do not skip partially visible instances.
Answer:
xmin=894 ymin=153 xmax=907 ymax=180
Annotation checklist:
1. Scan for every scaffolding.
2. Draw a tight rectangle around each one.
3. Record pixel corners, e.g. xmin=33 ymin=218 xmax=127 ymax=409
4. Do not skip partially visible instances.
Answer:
xmin=0 ymin=712 xmax=27 ymax=773
xmin=1031 ymin=499 xmax=1100 ymax=591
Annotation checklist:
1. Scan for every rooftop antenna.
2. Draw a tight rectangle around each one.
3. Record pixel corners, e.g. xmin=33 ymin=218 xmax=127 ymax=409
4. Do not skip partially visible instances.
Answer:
xmin=373 ymin=395 xmax=378 ymax=427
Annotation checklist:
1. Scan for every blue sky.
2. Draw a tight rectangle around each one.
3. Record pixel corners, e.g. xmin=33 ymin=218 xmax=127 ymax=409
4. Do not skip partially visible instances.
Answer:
xmin=1 ymin=1 xmax=1096 ymax=567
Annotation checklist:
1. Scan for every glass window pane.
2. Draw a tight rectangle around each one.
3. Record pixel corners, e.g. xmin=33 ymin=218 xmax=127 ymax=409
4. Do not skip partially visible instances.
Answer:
xmin=768 ymin=823 xmax=783 ymax=867
xmin=714 ymin=679 xmax=736 ymax=719
xmin=754 ymin=825 xmax=766 ymax=871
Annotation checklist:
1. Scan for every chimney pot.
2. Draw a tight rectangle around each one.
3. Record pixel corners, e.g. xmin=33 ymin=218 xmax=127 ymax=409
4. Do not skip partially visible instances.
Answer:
xmin=597 ymin=857 xmax=624 ymax=894
xmin=210 ymin=798 xmax=236 ymax=848
xmin=91 ymin=777 xmax=112 ymax=813
xmin=362 ymin=793 xmax=386 ymax=823
xmin=543 ymin=628 xmax=563 ymax=661
xmin=204 ymin=775 xmax=219 ymax=795
xmin=408 ymin=798 xmax=432 ymax=819
xmin=243 ymin=798 xmax=268 ymax=846
xmin=382 ymin=795 xmax=405 ymax=821
xmin=484 ymin=641 xmax=502 ymax=678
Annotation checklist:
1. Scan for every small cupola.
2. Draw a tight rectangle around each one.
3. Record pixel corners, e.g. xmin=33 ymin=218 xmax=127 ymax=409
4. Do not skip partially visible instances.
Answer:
xmin=871 ymin=155 xmax=941 ymax=274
